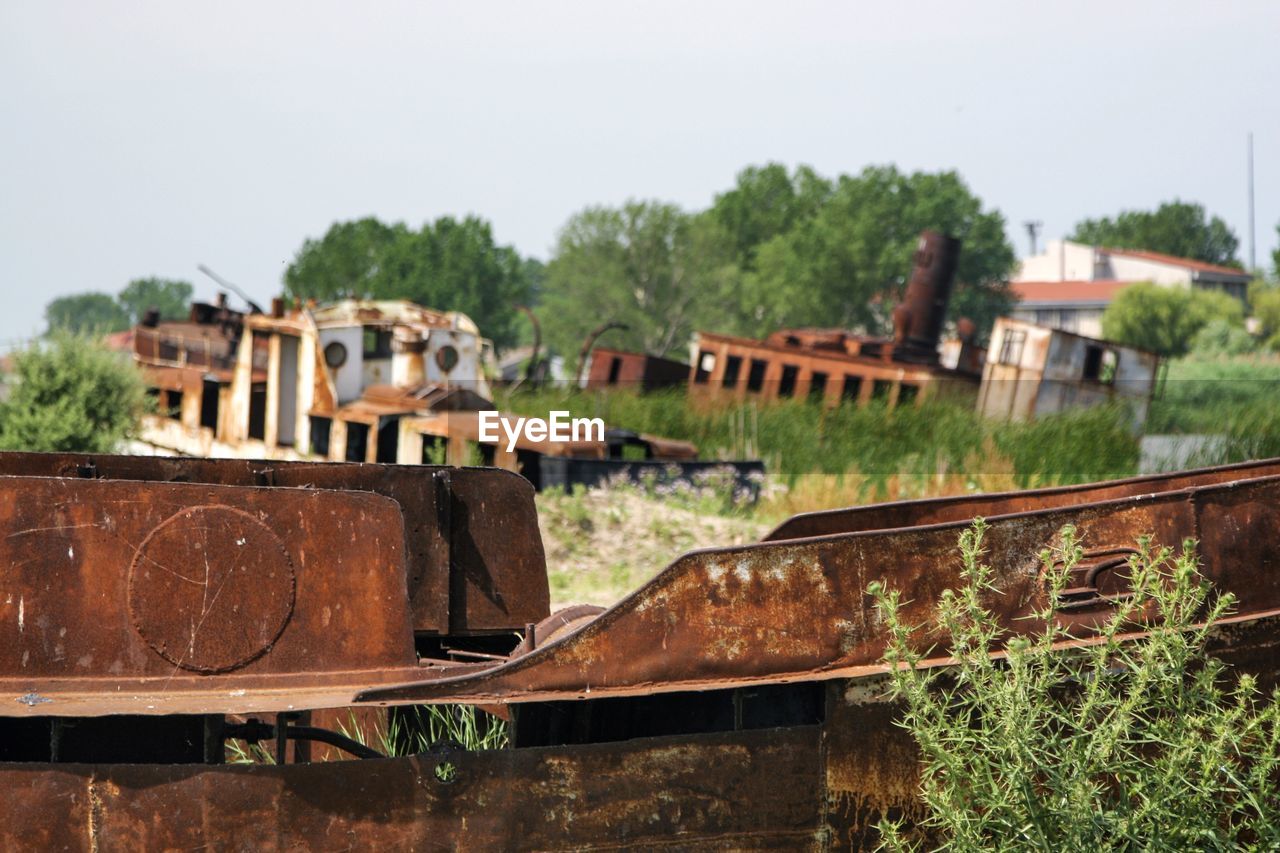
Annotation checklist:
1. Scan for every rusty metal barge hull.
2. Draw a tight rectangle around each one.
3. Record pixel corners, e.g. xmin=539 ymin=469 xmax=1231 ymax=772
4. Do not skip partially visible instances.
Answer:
xmin=0 ymin=452 xmax=1277 ymax=849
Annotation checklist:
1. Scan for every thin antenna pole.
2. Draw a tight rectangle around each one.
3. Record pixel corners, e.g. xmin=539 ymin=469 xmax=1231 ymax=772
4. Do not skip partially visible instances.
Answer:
xmin=197 ymin=264 xmax=264 ymax=314
xmin=1023 ymin=220 xmax=1042 ymax=256
xmin=1247 ymin=132 xmax=1256 ymax=271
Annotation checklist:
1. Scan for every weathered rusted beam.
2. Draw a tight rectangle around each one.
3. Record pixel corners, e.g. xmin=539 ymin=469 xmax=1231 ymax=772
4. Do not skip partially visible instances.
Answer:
xmin=0 ymin=726 xmax=826 ymax=849
xmin=358 ymin=473 xmax=1280 ymax=705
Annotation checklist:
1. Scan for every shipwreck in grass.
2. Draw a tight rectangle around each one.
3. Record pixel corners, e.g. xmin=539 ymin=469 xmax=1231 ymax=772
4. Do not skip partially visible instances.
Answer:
xmin=978 ymin=316 xmax=1162 ymax=431
xmin=119 ymin=295 xmax=762 ymax=492
xmin=683 ymin=230 xmax=1163 ymax=432
xmin=687 ymin=231 xmax=988 ymax=413
xmin=0 ymin=450 xmax=1278 ymax=847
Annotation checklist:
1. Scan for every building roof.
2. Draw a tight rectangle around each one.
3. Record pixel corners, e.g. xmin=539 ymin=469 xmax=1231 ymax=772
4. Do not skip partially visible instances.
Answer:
xmin=103 ymin=329 xmax=135 ymax=353
xmin=1011 ymin=279 xmax=1131 ymax=305
xmin=309 ymin=300 xmax=479 ymax=335
xmin=1100 ymin=247 xmax=1249 ymax=280
xmin=762 ymin=328 xmax=876 ymax=353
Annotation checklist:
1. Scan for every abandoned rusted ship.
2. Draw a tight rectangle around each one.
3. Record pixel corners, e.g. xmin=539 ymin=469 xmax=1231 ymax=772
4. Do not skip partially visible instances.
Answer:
xmin=0 ymin=450 xmax=1278 ymax=848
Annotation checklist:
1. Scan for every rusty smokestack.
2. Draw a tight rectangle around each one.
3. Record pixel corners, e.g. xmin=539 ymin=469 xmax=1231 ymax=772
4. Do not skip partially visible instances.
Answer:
xmin=895 ymin=231 xmax=961 ymax=364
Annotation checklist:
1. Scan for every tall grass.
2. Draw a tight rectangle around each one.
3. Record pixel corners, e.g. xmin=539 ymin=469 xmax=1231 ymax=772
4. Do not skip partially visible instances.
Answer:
xmin=496 ymin=386 xmax=1142 ymax=491
xmin=339 ymin=705 xmax=508 ymax=757
xmin=1146 ymin=355 xmax=1280 ymax=465
xmin=1148 ymin=356 xmax=1280 ymax=432
xmin=227 ymin=705 xmax=508 ymax=765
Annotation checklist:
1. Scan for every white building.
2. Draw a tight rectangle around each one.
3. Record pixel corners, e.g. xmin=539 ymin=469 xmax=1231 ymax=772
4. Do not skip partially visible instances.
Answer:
xmin=1011 ymin=240 xmax=1251 ymax=338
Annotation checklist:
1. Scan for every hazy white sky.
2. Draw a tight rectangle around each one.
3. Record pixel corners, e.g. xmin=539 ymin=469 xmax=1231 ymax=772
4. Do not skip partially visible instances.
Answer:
xmin=2 ymin=0 xmax=1277 ymax=345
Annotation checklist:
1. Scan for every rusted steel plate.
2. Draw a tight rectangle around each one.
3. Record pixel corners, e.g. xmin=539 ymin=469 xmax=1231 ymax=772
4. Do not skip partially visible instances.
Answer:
xmin=0 ymin=726 xmax=824 ymax=850
xmin=823 ymin=679 xmax=927 ymax=849
xmin=765 ymin=456 xmax=1280 ymax=541
xmin=0 ymin=476 xmax=425 ymax=716
xmin=130 ymin=504 xmax=296 ymax=673
xmin=0 ymin=452 xmax=549 ymax=636
xmin=444 ymin=468 xmax=550 ymax=633
xmin=359 ymin=475 xmax=1280 ymax=705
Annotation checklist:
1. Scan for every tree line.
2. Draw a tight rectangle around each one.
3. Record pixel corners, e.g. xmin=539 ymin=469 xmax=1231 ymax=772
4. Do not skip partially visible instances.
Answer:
xmin=280 ymin=164 xmax=1021 ymax=356
xmin=44 ymin=163 xmax=1275 ymax=360
xmin=46 ymin=278 xmax=194 ymax=336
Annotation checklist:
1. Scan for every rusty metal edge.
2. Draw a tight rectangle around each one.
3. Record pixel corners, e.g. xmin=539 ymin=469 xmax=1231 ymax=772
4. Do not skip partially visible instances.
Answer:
xmin=354 ymin=471 xmax=1280 ymax=705
xmin=355 ymin=608 xmax=1280 ymax=706
xmin=763 ymin=456 xmax=1280 ymax=541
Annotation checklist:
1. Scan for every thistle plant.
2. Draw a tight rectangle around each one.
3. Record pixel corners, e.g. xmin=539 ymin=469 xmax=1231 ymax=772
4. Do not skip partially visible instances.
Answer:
xmin=869 ymin=521 xmax=1280 ymax=851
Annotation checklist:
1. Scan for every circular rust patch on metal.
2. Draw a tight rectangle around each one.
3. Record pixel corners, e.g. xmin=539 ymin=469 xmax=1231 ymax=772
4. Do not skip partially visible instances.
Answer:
xmin=129 ymin=506 xmax=295 ymax=673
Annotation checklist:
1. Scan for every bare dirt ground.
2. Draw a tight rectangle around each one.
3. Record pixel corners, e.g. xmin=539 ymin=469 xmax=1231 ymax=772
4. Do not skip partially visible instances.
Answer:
xmin=536 ymin=487 xmax=769 ymax=610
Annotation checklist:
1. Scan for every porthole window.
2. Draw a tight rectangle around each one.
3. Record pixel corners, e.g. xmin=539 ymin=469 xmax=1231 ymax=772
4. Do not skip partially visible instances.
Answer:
xmin=324 ymin=341 xmax=348 ymax=369
xmin=435 ymin=345 xmax=459 ymax=373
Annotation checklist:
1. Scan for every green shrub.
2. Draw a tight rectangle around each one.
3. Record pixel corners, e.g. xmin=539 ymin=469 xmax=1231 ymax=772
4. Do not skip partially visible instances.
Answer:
xmin=870 ymin=522 xmax=1280 ymax=850
xmin=1191 ymin=317 xmax=1259 ymax=357
xmin=1102 ymin=283 xmax=1245 ymax=358
xmin=1251 ymin=287 xmax=1280 ymax=343
xmin=229 ymin=705 xmax=508 ymax=766
xmin=0 ymin=332 xmax=149 ymax=452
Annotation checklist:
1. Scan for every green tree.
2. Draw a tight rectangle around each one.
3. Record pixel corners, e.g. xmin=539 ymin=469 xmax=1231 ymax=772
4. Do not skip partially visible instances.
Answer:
xmin=401 ymin=216 xmax=532 ymax=349
xmin=872 ymin=522 xmax=1280 ymax=849
xmin=709 ymin=162 xmax=833 ymax=270
xmin=746 ymin=165 xmax=1016 ymax=339
xmin=44 ymin=292 xmax=131 ymax=335
xmin=521 ymin=257 xmax=547 ymax=306
xmin=0 ymin=332 xmax=149 ymax=452
xmin=283 ymin=216 xmax=531 ymax=347
xmin=541 ymin=201 xmax=741 ymax=358
xmin=117 ymin=278 xmax=194 ymax=324
xmin=1070 ymin=200 xmax=1241 ymax=267
xmin=1101 ymin=282 xmax=1244 ymax=358
xmin=283 ymin=217 xmax=403 ymax=301
xmin=1273 ymin=221 xmax=1280 ymax=280
xmin=1251 ymin=283 xmax=1280 ymax=350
